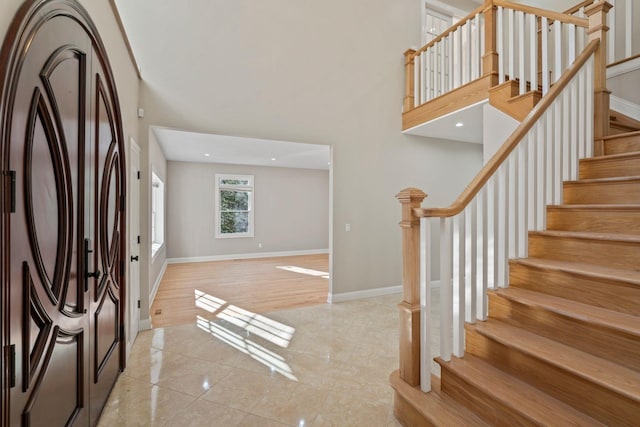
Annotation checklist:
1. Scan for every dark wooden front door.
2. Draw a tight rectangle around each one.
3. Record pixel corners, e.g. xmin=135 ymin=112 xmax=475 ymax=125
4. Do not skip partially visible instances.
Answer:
xmin=1 ymin=1 xmax=126 ymax=425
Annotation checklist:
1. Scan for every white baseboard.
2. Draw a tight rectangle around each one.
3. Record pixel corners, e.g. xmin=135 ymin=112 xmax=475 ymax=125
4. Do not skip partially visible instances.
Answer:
xmin=167 ymin=249 xmax=329 ymax=264
xmin=611 ymin=95 xmax=640 ymax=121
xmin=149 ymin=259 xmax=167 ymax=306
xmin=328 ymin=285 xmax=401 ymax=303
xmin=328 ymin=280 xmax=440 ymax=304
xmin=139 ymin=318 xmax=152 ymax=331
xmin=607 ymin=56 xmax=640 ymax=79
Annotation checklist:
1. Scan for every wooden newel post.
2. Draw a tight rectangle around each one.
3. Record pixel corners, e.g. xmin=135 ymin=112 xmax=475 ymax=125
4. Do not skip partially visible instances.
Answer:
xmin=404 ymin=49 xmax=416 ymax=112
xmin=585 ymin=0 xmax=612 ymax=149
xmin=482 ymin=0 xmax=499 ymax=84
xmin=396 ymin=188 xmax=427 ymax=387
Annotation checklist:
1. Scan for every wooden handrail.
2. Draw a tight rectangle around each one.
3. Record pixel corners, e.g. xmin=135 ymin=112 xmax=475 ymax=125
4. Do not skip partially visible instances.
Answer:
xmin=415 ymin=39 xmax=599 ymax=218
xmin=564 ymin=0 xmax=596 ymax=15
xmin=493 ymin=0 xmax=588 ymax=27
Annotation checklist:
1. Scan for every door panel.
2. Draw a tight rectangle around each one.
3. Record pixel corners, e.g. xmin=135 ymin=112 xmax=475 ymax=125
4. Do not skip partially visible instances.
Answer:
xmin=88 ymin=57 xmax=124 ymax=427
xmin=2 ymin=1 xmax=126 ymax=425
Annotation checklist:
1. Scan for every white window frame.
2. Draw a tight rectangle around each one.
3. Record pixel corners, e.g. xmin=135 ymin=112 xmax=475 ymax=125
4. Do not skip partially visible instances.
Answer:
xmin=151 ymin=170 xmax=164 ymax=257
xmin=215 ymin=174 xmax=254 ymax=239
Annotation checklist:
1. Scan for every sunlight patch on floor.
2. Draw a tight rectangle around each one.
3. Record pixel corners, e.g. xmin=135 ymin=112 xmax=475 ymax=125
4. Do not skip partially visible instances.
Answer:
xmin=277 ymin=265 xmax=330 ymax=279
xmin=196 ymin=315 xmax=298 ymax=381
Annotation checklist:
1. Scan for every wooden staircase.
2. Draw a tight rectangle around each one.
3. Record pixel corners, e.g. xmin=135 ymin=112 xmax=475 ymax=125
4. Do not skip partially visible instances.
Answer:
xmin=391 ymin=128 xmax=640 ymax=426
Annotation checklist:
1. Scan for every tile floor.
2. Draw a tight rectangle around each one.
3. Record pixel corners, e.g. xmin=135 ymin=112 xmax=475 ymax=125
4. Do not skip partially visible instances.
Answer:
xmin=99 ymin=291 xmax=441 ymax=426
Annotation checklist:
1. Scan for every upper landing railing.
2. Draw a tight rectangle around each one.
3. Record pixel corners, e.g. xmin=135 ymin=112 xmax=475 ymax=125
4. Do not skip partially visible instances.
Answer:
xmin=403 ymin=0 xmax=630 ymax=126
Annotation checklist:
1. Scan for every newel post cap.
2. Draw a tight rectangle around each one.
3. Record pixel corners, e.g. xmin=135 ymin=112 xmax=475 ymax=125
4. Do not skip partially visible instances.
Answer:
xmin=584 ymin=0 xmax=613 ymax=16
xmin=396 ymin=188 xmax=427 ymax=204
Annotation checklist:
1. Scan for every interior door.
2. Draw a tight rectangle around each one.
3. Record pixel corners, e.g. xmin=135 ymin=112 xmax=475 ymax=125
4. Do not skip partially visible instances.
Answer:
xmin=1 ymin=1 xmax=126 ymax=425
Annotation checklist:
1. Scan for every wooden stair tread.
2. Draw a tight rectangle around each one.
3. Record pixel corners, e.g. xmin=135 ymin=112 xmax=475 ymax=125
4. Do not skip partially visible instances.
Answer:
xmin=492 ymin=287 xmax=640 ymax=337
xmin=511 ymin=257 xmax=640 ymax=287
xmin=437 ymin=354 xmax=604 ymax=426
xmin=529 ymin=229 xmax=640 ymax=244
xmin=601 ymin=130 xmax=640 ymax=141
xmin=565 ymin=175 xmax=640 ymax=185
xmin=584 ymin=151 xmax=640 ymax=162
xmin=471 ymin=320 xmax=640 ymax=400
xmin=547 ymin=204 xmax=640 ymax=211
xmin=389 ymin=370 xmax=489 ymax=426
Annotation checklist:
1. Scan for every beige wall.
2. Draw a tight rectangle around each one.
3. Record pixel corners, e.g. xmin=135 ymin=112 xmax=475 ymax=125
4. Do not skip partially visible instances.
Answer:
xmin=167 ymin=162 xmax=330 ymax=259
xmin=134 ymin=0 xmax=483 ymax=296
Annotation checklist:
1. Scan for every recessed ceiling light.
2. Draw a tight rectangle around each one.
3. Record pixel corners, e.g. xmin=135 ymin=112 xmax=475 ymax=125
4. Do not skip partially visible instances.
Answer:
xmin=204 ymin=153 xmax=210 ymax=157
xmin=455 ymin=122 xmax=464 ymax=127
xmin=271 ymin=157 xmax=276 ymax=161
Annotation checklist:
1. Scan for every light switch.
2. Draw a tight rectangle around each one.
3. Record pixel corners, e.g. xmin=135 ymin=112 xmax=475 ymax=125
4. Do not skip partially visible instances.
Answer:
xmin=345 ymin=224 xmax=351 ymax=232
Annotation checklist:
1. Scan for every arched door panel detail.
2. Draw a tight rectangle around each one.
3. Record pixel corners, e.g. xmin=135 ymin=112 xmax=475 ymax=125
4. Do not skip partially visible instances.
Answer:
xmin=1 ymin=1 xmax=127 ymax=425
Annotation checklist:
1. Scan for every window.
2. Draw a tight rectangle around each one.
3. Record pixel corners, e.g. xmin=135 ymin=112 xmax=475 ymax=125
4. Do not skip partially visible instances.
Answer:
xmin=151 ymin=171 xmax=164 ymax=256
xmin=215 ymin=174 xmax=254 ymax=238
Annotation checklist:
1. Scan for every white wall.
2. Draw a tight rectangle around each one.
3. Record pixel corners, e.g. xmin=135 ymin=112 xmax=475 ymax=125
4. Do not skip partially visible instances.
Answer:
xmin=167 ymin=162 xmax=330 ymax=259
xmin=483 ymin=104 xmax=520 ymax=163
xmin=132 ymin=0 xmax=483 ymax=295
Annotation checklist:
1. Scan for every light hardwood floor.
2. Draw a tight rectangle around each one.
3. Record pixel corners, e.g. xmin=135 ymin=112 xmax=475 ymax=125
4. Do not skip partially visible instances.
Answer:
xmin=150 ymin=254 xmax=329 ymax=328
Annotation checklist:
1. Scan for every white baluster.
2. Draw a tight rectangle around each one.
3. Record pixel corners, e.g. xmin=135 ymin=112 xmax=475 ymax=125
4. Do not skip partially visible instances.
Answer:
xmin=536 ymin=120 xmax=546 ymax=230
xmin=541 ymin=17 xmax=549 ymax=92
xmin=545 ymin=108 xmax=554 ymax=205
xmin=479 ymin=187 xmax=488 ymax=320
xmin=570 ymin=78 xmax=578 ymax=180
xmin=440 ymin=40 xmax=446 ymax=94
xmin=497 ymin=6 xmax=505 ymax=83
xmin=568 ymin=24 xmax=576 ymax=69
xmin=527 ymin=128 xmax=537 ymax=231
xmin=609 ymin=0 xmax=616 ymax=63
xmin=416 ymin=53 xmax=422 ymax=104
xmin=529 ymin=13 xmax=537 ymax=92
xmin=452 ymin=213 xmax=465 ymax=357
xmin=419 ymin=217 xmax=431 ymax=392
xmin=554 ymin=21 xmax=562 ymax=84
xmin=425 ymin=49 xmax=431 ymax=101
xmin=465 ymin=198 xmax=477 ymax=323
xmin=554 ymin=100 xmax=563 ymax=203
xmin=518 ymin=11 xmax=526 ymax=94
xmin=492 ymin=176 xmax=500 ymax=289
xmin=586 ymin=57 xmax=594 ymax=158
xmin=474 ymin=13 xmax=481 ymax=80
xmin=466 ymin=21 xmax=472 ymax=84
xmin=508 ymin=8 xmax=515 ymax=81
xmin=562 ymin=89 xmax=571 ymax=181
xmin=517 ymin=141 xmax=528 ymax=258
xmin=448 ymin=34 xmax=454 ymax=91
xmin=508 ymin=148 xmax=518 ymax=258
xmin=578 ymin=67 xmax=586 ymax=159
xmin=440 ymin=217 xmax=453 ymax=362
xmin=498 ymin=162 xmax=509 ymax=287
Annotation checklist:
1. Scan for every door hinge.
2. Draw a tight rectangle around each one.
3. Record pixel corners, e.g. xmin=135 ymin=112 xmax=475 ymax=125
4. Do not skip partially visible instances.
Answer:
xmin=9 ymin=170 xmax=16 ymax=213
xmin=120 ymin=324 xmax=125 ymax=342
xmin=120 ymin=194 xmax=126 ymax=211
xmin=121 ymin=260 xmax=125 ymax=277
xmin=137 ymin=170 xmax=140 ymax=180
xmin=137 ymin=300 xmax=140 ymax=309
xmin=9 ymin=344 xmax=16 ymax=388
xmin=137 ymin=235 xmax=141 ymax=244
